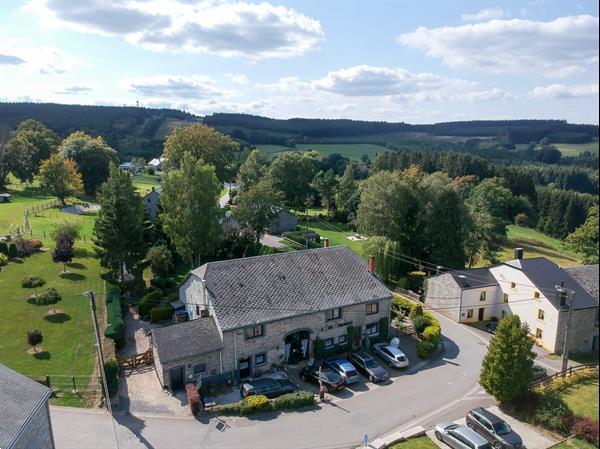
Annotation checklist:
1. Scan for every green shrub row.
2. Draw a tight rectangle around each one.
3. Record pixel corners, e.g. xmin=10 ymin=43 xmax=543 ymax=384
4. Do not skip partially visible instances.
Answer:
xmin=104 ymin=358 xmax=120 ymax=397
xmin=138 ymin=290 xmax=162 ymax=318
xmin=391 ymin=296 xmax=416 ymax=316
xmin=211 ymin=391 xmax=315 ymax=416
xmin=104 ymin=284 xmax=125 ymax=346
xmin=411 ymin=306 xmax=441 ymax=359
xmin=272 ymin=391 xmax=315 ymax=410
xmin=150 ymin=306 xmax=174 ymax=323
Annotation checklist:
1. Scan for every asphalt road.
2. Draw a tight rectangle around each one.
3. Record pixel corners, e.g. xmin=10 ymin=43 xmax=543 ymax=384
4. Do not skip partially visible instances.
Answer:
xmin=51 ymin=313 xmax=490 ymax=449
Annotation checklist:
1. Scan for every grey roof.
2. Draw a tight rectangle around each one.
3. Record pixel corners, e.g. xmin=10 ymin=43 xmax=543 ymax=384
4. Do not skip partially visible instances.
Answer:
xmin=190 ymin=246 xmax=392 ymax=331
xmin=0 ymin=363 xmax=52 ymax=449
xmin=151 ymin=317 xmax=222 ymax=364
xmin=449 ymin=268 xmax=498 ymax=289
xmin=505 ymin=258 xmax=597 ymax=310
xmin=564 ymin=265 xmax=599 ymax=303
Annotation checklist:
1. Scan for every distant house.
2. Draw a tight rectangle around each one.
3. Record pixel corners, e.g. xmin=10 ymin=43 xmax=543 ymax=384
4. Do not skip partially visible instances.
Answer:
xmin=147 ymin=157 xmax=165 ymax=171
xmin=143 ymin=187 xmax=162 ymax=220
xmin=0 ymin=363 xmax=55 ymax=449
xmin=0 ymin=193 xmax=12 ymax=203
xmin=267 ymin=210 xmax=298 ymax=235
xmin=119 ymin=162 xmax=133 ymax=171
xmin=424 ymin=250 xmax=599 ymax=354
xmin=150 ymin=246 xmax=392 ymax=390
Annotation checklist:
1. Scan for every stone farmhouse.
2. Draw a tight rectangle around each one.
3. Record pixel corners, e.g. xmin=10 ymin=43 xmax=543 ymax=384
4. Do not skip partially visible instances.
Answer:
xmin=424 ymin=250 xmax=599 ymax=354
xmin=0 ymin=363 xmax=55 ymax=449
xmin=150 ymin=246 xmax=393 ymax=390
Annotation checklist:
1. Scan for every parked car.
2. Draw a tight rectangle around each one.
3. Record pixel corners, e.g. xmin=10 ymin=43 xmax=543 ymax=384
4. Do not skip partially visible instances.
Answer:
xmin=323 ymin=358 xmax=361 ymax=384
xmin=240 ymin=378 xmax=295 ymax=399
xmin=466 ymin=408 xmax=523 ymax=449
xmin=372 ymin=343 xmax=409 ymax=368
xmin=299 ymin=365 xmax=345 ymax=392
xmin=531 ymin=364 xmax=548 ymax=381
xmin=486 ymin=322 xmax=499 ymax=334
xmin=434 ymin=422 xmax=492 ymax=449
xmin=348 ymin=352 xmax=389 ymax=382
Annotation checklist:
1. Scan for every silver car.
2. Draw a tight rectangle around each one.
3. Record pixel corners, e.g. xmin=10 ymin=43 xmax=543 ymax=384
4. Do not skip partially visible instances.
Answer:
xmin=435 ymin=422 xmax=492 ymax=449
xmin=372 ymin=343 xmax=409 ymax=368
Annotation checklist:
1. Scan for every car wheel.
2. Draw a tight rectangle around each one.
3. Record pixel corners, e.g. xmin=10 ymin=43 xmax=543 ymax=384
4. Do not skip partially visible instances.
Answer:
xmin=493 ymin=442 xmax=502 ymax=449
xmin=435 ymin=432 xmax=443 ymax=441
xmin=466 ymin=421 xmax=473 ymax=429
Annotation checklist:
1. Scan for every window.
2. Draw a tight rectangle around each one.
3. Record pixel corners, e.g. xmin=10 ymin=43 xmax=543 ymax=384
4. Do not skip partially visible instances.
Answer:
xmin=559 ymin=292 xmax=567 ymax=307
xmin=534 ymin=291 xmax=541 ymax=299
xmin=254 ymin=353 xmax=266 ymax=366
xmin=365 ymin=322 xmax=379 ymax=336
xmin=467 ymin=309 xmax=474 ymax=319
xmin=479 ymin=291 xmax=487 ymax=301
xmin=537 ymin=309 xmax=545 ymax=321
xmin=510 ymin=282 xmax=516 ymax=289
xmin=337 ymin=334 xmax=347 ymax=345
xmin=326 ymin=308 xmax=341 ymax=321
xmin=246 ymin=324 xmax=264 ymax=339
xmin=193 ymin=363 xmax=207 ymax=375
xmin=503 ymin=293 xmax=509 ymax=303
xmin=535 ymin=328 xmax=543 ymax=339
xmin=323 ymin=338 xmax=334 ymax=348
xmin=366 ymin=302 xmax=379 ymax=315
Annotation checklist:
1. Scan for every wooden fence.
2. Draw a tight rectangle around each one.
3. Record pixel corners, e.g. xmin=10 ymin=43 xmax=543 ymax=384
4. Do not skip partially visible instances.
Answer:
xmin=117 ymin=348 xmax=154 ymax=370
xmin=529 ymin=363 xmax=598 ymax=389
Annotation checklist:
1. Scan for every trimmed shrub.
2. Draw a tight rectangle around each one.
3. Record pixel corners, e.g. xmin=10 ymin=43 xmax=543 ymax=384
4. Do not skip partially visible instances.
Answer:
xmin=422 ymin=322 xmax=441 ymax=344
xmin=138 ymin=290 xmax=162 ymax=318
xmin=416 ymin=340 xmax=436 ymax=359
xmin=409 ymin=304 xmax=423 ymax=320
xmin=22 ymin=275 xmax=46 ymax=289
xmin=0 ymin=240 xmax=8 ymax=255
xmin=7 ymin=242 xmax=17 ymax=258
xmin=572 ymin=416 xmax=599 ymax=446
xmin=104 ymin=285 xmax=125 ymax=347
xmin=412 ymin=315 xmax=431 ymax=334
xmin=104 ymin=358 xmax=119 ymax=397
xmin=150 ymin=306 xmax=174 ymax=323
xmin=35 ymin=288 xmax=62 ymax=307
xmin=533 ymin=394 xmax=573 ymax=434
xmin=392 ymin=296 xmax=415 ymax=316
xmin=186 ymin=383 xmax=200 ymax=415
xmin=0 ymin=253 xmax=8 ymax=266
xmin=272 ymin=391 xmax=315 ymax=411
xmin=240 ymin=395 xmax=271 ymax=415
xmin=211 ymin=401 xmax=242 ymax=416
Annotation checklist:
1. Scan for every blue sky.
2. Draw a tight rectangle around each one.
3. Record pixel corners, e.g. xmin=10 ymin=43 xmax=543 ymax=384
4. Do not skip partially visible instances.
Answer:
xmin=1 ymin=0 xmax=598 ymax=123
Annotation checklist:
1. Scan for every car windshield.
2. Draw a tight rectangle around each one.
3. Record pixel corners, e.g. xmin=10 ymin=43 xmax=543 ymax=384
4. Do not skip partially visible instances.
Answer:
xmin=346 ymin=370 xmax=358 ymax=377
xmin=365 ymin=359 xmax=378 ymax=368
xmin=322 ymin=371 xmax=341 ymax=383
xmin=492 ymin=422 xmax=512 ymax=435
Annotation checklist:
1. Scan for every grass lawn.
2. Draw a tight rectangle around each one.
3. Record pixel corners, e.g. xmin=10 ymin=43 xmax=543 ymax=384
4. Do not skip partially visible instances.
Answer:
xmin=0 ymin=241 xmax=104 ymax=406
xmin=131 ymin=173 xmax=161 ymax=196
xmin=561 ymin=378 xmax=599 ymax=420
xmin=389 ymin=436 xmax=439 ymax=449
xmin=304 ymin=220 xmax=367 ymax=256
xmin=553 ymin=140 xmax=599 ymax=157
xmin=295 ymin=143 xmax=388 ymax=160
xmin=0 ymin=178 xmax=56 ymax=234
xmin=552 ymin=437 xmax=598 ymax=449
xmin=255 ymin=144 xmax=295 ymax=155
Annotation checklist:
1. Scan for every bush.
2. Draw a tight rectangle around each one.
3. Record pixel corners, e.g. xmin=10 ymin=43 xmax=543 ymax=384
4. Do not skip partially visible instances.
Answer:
xmin=14 ymin=237 xmax=37 ymax=256
xmin=379 ymin=316 xmax=389 ymax=340
xmin=0 ymin=253 xmax=7 ymax=266
xmin=409 ymin=304 xmax=423 ymax=320
xmin=150 ymin=277 xmax=175 ymax=291
xmin=422 ymin=321 xmax=441 ymax=344
xmin=138 ymin=290 xmax=162 ymax=318
xmin=7 ymin=242 xmax=17 ymax=258
xmin=21 ymin=276 xmax=46 ymax=289
xmin=29 ymin=239 xmax=43 ymax=251
xmin=0 ymin=240 xmax=8 ymax=255
xmin=104 ymin=359 xmax=119 ymax=397
xmin=186 ymin=383 xmax=200 ymax=415
xmin=416 ymin=340 xmax=436 ymax=359
xmin=391 ymin=296 xmax=415 ymax=316
xmin=240 ymin=394 xmax=271 ymax=415
xmin=533 ymin=394 xmax=573 ymax=434
xmin=35 ymin=288 xmax=62 ymax=306
xmin=272 ymin=391 xmax=315 ymax=410
xmin=572 ymin=416 xmax=599 ymax=446
xmin=104 ymin=285 xmax=125 ymax=346
xmin=397 ymin=277 xmax=410 ymax=290
xmin=150 ymin=306 xmax=174 ymax=323
xmin=211 ymin=401 xmax=242 ymax=416
xmin=412 ymin=315 xmax=431 ymax=334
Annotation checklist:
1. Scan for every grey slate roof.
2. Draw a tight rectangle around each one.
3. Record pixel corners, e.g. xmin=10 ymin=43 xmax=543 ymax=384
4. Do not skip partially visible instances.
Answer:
xmin=505 ymin=258 xmax=597 ymax=310
xmin=565 ymin=265 xmax=599 ymax=303
xmin=0 ymin=363 xmax=52 ymax=449
xmin=190 ymin=246 xmax=392 ymax=331
xmin=449 ymin=268 xmax=497 ymax=289
xmin=151 ymin=317 xmax=222 ymax=364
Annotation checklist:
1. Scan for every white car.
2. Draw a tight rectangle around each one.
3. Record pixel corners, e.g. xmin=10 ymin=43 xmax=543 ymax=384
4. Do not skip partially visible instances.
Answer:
xmin=372 ymin=343 xmax=409 ymax=368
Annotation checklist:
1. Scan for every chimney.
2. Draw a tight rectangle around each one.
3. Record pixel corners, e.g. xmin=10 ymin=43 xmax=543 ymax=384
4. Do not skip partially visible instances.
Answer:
xmin=323 ymin=238 xmax=329 ymax=248
xmin=514 ymin=248 xmax=524 ymax=260
xmin=369 ymin=255 xmax=374 ymax=274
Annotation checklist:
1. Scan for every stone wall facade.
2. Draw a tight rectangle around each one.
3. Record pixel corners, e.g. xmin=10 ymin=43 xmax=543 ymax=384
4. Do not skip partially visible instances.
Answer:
xmin=424 ymin=274 xmax=462 ymax=321
xmin=12 ymin=401 xmax=55 ymax=449
xmin=554 ymin=306 xmax=599 ymax=354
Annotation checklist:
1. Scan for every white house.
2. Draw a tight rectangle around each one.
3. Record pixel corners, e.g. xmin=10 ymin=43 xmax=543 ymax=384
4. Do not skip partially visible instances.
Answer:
xmin=147 ymin=157 xmax=165 ymax=171
xmin=424 ymin=250 xmax=599 ymax=354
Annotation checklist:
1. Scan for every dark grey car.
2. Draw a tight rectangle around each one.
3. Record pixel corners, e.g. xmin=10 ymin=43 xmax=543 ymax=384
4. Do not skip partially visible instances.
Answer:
xmin=435 ymin=422 xmax=492 ymax=449
xmin=466 ymin=408 xmax=523 ymax=449
xmin=348 ymin=352 xmax=388 ymax=382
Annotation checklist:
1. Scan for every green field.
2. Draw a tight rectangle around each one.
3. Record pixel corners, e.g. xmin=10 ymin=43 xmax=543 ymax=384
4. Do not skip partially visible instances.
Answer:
xmin=561 ymin=378 xmax=599 ymax=420
xmin=0 ymin=178 xmax=56 ymax=234
xmin=553 ymin=139 xmax=599 ymax=157
xmin=255 ymin=144 xmax=295 ymax=154
xmin=0 ymin=240 xmax=103 ymax=406
xmin=131 ymin=173 xmax=161 ymax=195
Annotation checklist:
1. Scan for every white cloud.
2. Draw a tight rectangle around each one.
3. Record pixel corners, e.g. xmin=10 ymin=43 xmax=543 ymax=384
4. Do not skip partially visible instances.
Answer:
xmin=0 ymin=40 xmax=79 ymax=74
xmin=124 ymin=75 xmax=230 ymax=99
xmin=528 ymin=83 xmax=599 ymax=99
xmin=54 ymin=85 xmax=93 ymax=95
xmin=24 ymin=0 xmax=324 ymax=59
xmin=398 ymin=15 xmax=599 ymax=77
xmin=462 ymin=8 xmax=508 ymax=22
xmin=0 ymin=54 xmax=26 ymax=65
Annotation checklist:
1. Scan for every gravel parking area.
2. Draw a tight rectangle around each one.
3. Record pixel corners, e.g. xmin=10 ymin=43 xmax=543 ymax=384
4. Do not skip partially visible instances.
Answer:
xmin=119 ymin=307 xmax=160 ymax=357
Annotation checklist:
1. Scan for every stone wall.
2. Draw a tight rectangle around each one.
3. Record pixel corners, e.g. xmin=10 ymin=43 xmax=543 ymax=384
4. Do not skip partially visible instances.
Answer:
xmin=157 ymin=348 xmax=223 ymax=389
xmin=424 ymin=274 xmax=461 ymax=321
xmin=12 ymin=401 xmax=55 ymax=449
xmin=555 ymin=306 xmax=599 ymax=354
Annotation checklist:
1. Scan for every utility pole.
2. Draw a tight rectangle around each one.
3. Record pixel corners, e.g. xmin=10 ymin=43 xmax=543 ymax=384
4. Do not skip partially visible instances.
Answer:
xmin=555 ymin=285 xmax=575 ymax=372
xmin=84 ymin=290 xmax=112 ymax=414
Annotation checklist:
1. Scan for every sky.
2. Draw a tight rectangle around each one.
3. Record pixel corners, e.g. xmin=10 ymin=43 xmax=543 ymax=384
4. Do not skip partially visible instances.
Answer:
xmin=0 ymin=0 xmax=598 ymax=124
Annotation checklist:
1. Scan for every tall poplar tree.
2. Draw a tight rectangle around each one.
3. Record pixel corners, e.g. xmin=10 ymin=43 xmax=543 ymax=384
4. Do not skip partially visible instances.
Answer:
xmin=93 ymin=165 xmax=145 ymax=293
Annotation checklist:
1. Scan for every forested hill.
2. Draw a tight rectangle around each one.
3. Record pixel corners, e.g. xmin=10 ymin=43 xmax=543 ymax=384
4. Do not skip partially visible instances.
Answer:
xmin=203 ymin=113 xmax=598 ymax=145
xmin=0 ymin=102 xmax=199 ymax=159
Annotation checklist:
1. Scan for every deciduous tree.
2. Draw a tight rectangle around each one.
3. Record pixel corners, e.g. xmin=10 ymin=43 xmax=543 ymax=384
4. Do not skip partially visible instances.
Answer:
xmin=146 ymin=243 xmax=174 ymax=279
xmin=311 ymin=169 xmax=338 ymax=215
xmin=268 ymin=151 xmax=320 ymax=209
xmin=39 ymin=154 xmax=83 ymax=205
xmin=234 ymin=180 xmax=283 ymax=242
xmin=27 ymin=329 xmax=43 ymax=353
xmin=565 ymin=205 xmax=599 ymax=264
xmin=237 ymin=149 xmax=266 ymax=192
xmin=52 ymin=233 xmax=75 ymax=272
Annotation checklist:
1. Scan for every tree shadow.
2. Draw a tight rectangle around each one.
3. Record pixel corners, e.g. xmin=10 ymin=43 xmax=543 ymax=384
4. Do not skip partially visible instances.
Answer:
xmin=60 ymin=272 xmax=86 ymax=281
xmin=67 ymin=262 xmax=86 ymax=270
xmin=33 ymin=351 xmax=51 ymax=360
xmin=44 ymin=313 xmax=71 ymax=324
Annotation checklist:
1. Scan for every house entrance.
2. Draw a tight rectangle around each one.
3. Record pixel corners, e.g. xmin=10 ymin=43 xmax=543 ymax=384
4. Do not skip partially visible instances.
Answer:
xmin=170 ymin=366 xmax=184 ymax=390
xmin=285 ymin=330 xmax=310 ymax=364
xmin=239 ymin=356 xmax=251 ymax=379
xmin=478 ymin=308 xmax=485 ymax=321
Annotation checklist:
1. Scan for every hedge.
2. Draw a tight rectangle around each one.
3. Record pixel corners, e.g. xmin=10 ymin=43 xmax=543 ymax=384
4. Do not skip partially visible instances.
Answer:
xmin=104 ymin=358 xmax=120 ymax=397
xmin=272 ymin=391 xmax=315 ymax=410
xmin=138 ymin=290 xmax=162 ymax=318
xmin=150 ymin=306 xmax=174 ymax=323
xmin=391 ymin=296 xmax=415 ymax=316
xmin=104 ymin=284 xmax=125 ymax=346
xmin=211 ymin=391 xmax=315 ymax=416
xmin=186 ymin=383 xmax=200 ymax=415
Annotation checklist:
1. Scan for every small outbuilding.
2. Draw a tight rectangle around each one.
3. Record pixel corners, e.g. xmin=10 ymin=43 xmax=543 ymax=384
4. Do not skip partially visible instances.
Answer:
xmin=0 ymin=193 xmax=12 ymax=203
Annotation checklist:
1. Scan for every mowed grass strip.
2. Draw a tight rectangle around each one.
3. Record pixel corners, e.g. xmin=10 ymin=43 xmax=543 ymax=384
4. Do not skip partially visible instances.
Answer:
xmin=0 ymin=241 xmax=104 ymax=405
xmin=389 ymin=436 xmax=439 ymax=449
xmin=561 ymin=378 xmax=599 ymax=421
